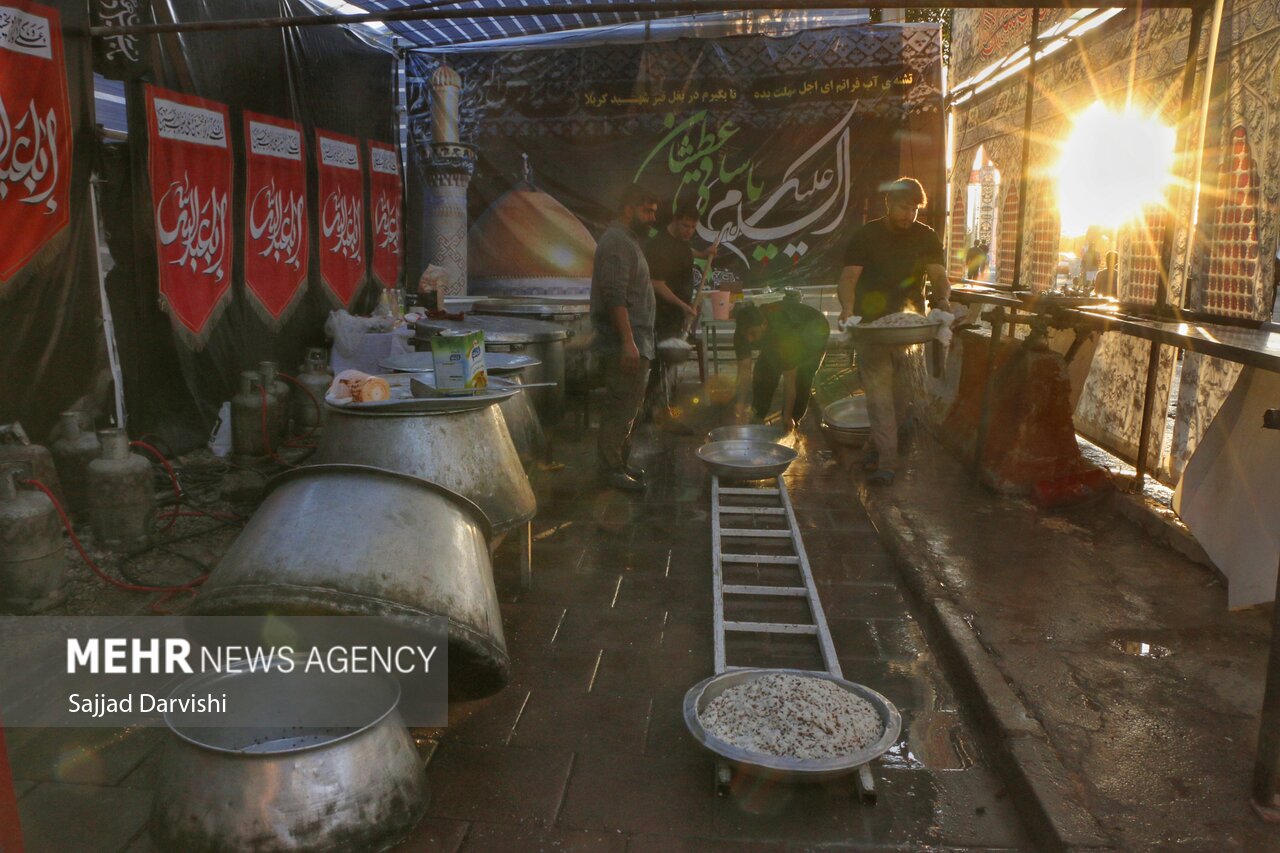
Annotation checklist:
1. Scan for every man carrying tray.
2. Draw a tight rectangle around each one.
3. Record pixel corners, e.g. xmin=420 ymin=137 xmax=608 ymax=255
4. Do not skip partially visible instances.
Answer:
xmin=837 ymin=178 xmax=952 ymax=486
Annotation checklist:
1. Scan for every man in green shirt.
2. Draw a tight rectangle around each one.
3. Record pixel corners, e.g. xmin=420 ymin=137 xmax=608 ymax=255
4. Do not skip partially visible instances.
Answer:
xmin=733 ymin=297 xmax=831 ymax=433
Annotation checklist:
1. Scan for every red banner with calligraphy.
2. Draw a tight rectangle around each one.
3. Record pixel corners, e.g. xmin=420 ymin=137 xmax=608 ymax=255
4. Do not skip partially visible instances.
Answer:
xmin=316 ymin=129 xmax=365 ymax=306
xmin=0 ymin=0 xmax=72 ymax=285
xmin=368 ymin=140 xmax=402 ymax=289
xmin=243 ymin=110 xmax=308 ymax=325
xmin=146 ymin=84 xmax=233 ymax=345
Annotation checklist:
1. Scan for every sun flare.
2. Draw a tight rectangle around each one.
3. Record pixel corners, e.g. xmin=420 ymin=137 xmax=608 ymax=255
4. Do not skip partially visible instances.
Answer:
xmin=1054 ymin=102 xmax=1176 ymax=235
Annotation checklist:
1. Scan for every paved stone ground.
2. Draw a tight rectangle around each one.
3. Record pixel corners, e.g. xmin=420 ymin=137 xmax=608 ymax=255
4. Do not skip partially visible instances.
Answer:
xmin=4 ymin=379 xmax=1029 ymax=852
xmin=850 ymin=426 xmax=1280 ymax=852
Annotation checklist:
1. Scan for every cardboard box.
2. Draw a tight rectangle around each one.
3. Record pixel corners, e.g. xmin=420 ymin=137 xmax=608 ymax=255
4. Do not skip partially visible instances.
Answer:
xmin=430 ymin=330 xmax=488 ymax=394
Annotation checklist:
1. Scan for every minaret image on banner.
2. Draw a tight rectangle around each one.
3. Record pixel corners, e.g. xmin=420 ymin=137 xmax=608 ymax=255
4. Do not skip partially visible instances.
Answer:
xmin=421 ymin=60 xmax=476 ymax=297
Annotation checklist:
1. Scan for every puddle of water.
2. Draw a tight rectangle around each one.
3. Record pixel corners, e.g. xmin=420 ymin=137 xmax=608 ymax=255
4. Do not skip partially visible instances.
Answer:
xmin=1110 ymin=639 xmax=1171 ymax=659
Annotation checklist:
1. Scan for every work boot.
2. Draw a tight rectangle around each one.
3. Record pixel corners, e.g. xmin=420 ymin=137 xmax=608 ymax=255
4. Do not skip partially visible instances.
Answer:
xmin=625 ymin=463 xmax=647 ymax=481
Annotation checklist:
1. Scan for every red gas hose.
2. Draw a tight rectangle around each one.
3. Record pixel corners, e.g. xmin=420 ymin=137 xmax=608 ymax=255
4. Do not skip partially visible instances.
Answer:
xmin=24 ymin=479 xmax=208 ymax=611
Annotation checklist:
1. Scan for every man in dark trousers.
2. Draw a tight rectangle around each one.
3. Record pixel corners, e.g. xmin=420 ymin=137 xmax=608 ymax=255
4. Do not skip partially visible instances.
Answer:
xmin=643 ymin=202 xmax=715 ymax=431
xmin=590 ymin=184 xmax=658 ymax=492
xmin=733 ymin=295 xmax=831 ymax=433
xmin=838 ymin=177 xmax=951 ymax=486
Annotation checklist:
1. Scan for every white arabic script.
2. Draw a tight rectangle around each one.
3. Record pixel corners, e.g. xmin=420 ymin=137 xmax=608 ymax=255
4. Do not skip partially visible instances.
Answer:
xmin=248 ymin=178 xmax=305 ymax=268
xmin=97 ymin=0 xmax=141 ymax=64
xmin=701 ymin=103 xmax=855 ymax=266
xmin=321 ymin=190 xmax=362 ymax=262
xmin=156 ymin=174 xmax=227 ymax=281
xmin=374 ymin=192 xmax=399 ymax=254
xmin=0 ymin=93 xmax=60 ymax=212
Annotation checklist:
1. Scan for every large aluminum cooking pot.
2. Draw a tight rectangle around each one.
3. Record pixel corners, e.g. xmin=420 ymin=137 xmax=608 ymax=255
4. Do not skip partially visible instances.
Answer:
xmin=195 ymin=465 xmax=508 ymax=697
xmin=415 ymin=316 xmax=567 ymax=427
xmin=500 ymin=375 xmax=548 ymax=468
xmin=151 ymin=669 xmax=425 ymax=852
xmin=312 ymin=402 xmax=536 ymax=537
xmin=473 ymin=298 xmax=594 ymax=394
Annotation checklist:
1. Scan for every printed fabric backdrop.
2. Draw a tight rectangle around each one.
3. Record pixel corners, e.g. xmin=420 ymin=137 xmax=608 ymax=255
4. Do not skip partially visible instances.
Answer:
xmin=407 ymin=24 xmax=944 ymax=292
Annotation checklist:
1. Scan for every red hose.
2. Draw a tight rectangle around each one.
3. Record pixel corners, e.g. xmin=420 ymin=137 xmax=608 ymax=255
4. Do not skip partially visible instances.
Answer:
xmin=130 ymin=440 xmax=182 ymax=531
xmin=24 ymin=479 xmax=208 ymax=611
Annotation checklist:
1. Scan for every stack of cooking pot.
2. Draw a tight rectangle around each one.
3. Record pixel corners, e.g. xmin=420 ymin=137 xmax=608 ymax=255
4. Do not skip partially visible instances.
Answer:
xmin=471 ymin=298 xmax=594 ymax=394
xmin=414 ymin=315 xmax=568 ymax=427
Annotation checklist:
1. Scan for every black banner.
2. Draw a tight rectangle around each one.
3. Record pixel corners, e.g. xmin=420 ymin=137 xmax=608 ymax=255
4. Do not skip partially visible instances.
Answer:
xmin=408 ymin=24 xmax=943 ymax=292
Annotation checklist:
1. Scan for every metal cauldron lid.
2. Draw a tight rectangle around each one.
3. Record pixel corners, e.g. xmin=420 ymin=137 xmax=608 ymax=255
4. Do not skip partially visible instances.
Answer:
xmin=414 ymin=315 xmax=570 ymax=343
xmin=268 ymin=463 xmax=495 ymax=540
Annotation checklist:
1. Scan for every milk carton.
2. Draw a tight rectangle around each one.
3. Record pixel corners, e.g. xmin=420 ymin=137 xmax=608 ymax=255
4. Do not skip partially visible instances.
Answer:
xmin=430 ymin=330 xmax=488 ymax=394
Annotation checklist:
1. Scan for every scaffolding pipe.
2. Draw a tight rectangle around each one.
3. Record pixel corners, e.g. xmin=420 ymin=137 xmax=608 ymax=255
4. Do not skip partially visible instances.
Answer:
xmin=88 ymin=0 xmax=1206 ymax=39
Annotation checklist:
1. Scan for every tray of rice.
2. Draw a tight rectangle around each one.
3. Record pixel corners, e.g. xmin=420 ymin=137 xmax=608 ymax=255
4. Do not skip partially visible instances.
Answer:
xmin=843 ymin=311 xmax=941 ymax=346
xmin=683 ymin=669 xmax=901 ymax=782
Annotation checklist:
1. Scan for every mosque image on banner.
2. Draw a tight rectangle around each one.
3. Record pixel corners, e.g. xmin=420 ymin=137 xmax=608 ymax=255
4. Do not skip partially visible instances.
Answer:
xmin=407 ymin=24 xmax=943 ymax=294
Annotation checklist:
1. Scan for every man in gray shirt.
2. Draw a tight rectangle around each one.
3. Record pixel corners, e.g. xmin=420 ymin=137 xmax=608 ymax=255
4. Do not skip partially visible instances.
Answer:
xmin=590 ymin=184 xmax=658 ymax=491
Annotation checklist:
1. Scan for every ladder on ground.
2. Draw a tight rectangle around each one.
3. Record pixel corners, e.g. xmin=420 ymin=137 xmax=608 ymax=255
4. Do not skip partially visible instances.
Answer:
xmin=710 ymin=474 xmax=876 ymax=801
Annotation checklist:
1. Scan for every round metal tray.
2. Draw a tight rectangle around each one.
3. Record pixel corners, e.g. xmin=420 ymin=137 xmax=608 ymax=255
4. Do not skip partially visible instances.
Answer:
xmin=683 ymin=668 xmax=902 ymax=783
xmin=820 ymin=423 xmax=870 ymax=448
xmin=706 ymin=424 xmax=787 ymax=445
xmin=696 ymin=440 xmax=796 ymax=480
xmin=821 ymin=396 xmax=870 ymax=430
xmin=324 ymin=374 xmax=519 ymax=413
xmin=844 ymin=319 xmax=941 ymax=346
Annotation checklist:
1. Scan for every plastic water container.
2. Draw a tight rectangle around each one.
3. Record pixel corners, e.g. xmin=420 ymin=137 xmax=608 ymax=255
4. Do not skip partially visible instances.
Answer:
xmin=705 ymin=290 xmax=731 ymax=321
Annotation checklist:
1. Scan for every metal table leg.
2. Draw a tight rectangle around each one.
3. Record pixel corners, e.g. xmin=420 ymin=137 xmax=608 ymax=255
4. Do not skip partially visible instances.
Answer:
xmin=520 ymin=521 xmax=532 ymax=589
xmin=1132 ymin=339 xmax=1163 ymax=492
xmin=973 ymin=307 xmax=1006 ymax=478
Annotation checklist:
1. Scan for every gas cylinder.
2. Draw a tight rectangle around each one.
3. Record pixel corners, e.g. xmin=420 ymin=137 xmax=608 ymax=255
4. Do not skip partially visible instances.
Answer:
xmin=0 ymin=464 xmax=66 ymax=613
xmin=0 ymin=423 xmax=63 ymax=506
xmin=88 ymin=429 xmax=155 ymax=551
xmin=257 ymin=361 xmax=288 ymax=442
xmin=292 ymin=348 xmax=332 ymax=433
xmin=51 ymin=412 xmax=100 ymax=520
xmin=231 ymin=371 xmax=270 ymax=460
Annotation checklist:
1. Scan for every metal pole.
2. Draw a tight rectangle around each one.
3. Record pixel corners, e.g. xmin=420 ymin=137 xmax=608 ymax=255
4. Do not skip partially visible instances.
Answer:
xmin=88 ymin=0 xmax=1204 ymax=38
xmin=974 ymin=8 xmax=1038 ymax=475
xmin=1132 ymin=339 xmax=1163 ymax=490
xmin=1154 ymin=1 xmax=1207 ymax=312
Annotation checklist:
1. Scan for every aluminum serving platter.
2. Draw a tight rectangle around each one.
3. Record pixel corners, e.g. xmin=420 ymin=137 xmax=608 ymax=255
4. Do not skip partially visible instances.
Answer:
xmin=696 ymin=439 xmax=796 ymax=480
xmin=683 ymin=668 xmax=902 ymax=783
xmin=378 ymin=351 xmax=541 ymax=374
xmin=324 ymin=373 xmax=519 ymax=413
xmin=706 ymin=424 xmax=787 ymax=445
xmin=821 ymin=396 xmax=870 ymax=431
xmin=843 ymin=319 xmax=941 ymax=346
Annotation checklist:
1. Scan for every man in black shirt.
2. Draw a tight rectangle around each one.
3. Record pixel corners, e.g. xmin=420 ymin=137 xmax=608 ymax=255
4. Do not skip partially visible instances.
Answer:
xmin=733 ymin=297 xmax=830 ymax=432
xmin=838 ymin=177 xmax=951 ymax=486
xmin=643 ymin=203 xmax=714 ymax=430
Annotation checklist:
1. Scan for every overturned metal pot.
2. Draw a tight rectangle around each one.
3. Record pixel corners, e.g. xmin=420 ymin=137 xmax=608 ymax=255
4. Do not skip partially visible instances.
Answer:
xmin=150 ymin=668 xmax=425 ymax=852
xmin=195 ymin=465 xmax=508 ymax=697
xmin=311 ymin=401 xmax=536 ymax=538
xmin=499 ymin=376 xmax=548 ymax=469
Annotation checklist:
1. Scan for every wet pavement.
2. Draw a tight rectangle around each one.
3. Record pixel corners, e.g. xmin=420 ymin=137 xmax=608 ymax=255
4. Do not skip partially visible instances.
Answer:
xmin=854 ymin=426 xmax=1280 ymax=851
xmin=4 ymin=378 xmax=1030 ymax=851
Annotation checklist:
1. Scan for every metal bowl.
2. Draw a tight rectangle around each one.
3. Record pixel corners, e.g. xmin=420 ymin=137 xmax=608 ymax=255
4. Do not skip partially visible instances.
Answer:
xmin=706 ymin=424 xmax=786 ymax=445
xmin=820 ymin=423 xmax=870 ymax=448
xmin=845 ymin=318 xmax=941 ymax=346
xmin=696 ymin=440 xmax=796 ymax=480
xmin=821 ymin=396 xmax=870 ymax=430
xmin=656 ymin=342 xmax=693 ymax=365
xmin=683 ymin=668 xmax=902 ymax=783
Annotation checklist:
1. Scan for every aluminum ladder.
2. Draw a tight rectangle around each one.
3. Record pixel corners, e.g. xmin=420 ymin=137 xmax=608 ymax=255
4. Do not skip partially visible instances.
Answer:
xmin=710 ymin=473 xmax=877 ymax=801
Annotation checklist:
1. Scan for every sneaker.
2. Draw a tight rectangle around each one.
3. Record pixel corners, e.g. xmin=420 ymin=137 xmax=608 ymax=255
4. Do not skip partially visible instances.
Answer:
xmin=606 ymin=470 xmax=646 ymax=492
xmin=861 ymin=449 xmax=880 ymax=472
xmin=867 ymin=469 xmax=896 ymax=486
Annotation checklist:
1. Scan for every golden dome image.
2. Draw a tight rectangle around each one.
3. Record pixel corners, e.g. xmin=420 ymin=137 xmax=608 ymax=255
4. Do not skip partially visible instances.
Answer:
xmin=468 ymin=183 xmax=597 ymax=297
